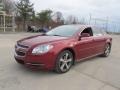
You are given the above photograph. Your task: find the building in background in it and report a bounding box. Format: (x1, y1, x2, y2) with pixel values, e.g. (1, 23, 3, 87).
(0, 0, 15, 32)
(0, 0, 4, 12)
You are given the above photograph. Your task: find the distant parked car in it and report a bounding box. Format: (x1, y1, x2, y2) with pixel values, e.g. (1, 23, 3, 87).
(27, 25, 39, 32)
(27, 25, 33, 32)
(38, 27, 49, 33)
(31, 26, 38, 32)
(14, 25, 112, 73)
(27, 26, 49, 33)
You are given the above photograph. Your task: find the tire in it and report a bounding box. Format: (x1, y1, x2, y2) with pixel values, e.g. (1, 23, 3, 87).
(55, 50, 73, 73)
(101, 44, 111, 57)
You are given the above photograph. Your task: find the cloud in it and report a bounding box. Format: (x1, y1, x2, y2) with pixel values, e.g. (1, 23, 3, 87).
(30, 0, 120, 20)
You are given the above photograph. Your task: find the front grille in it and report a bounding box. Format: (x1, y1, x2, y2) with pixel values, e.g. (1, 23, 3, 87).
(17, 43, 29, 48)
(15, 43, 29, 56)
(16, 51, 25, 56)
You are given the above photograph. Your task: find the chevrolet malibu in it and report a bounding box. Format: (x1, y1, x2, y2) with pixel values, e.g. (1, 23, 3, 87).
(14, 25, 112, 73)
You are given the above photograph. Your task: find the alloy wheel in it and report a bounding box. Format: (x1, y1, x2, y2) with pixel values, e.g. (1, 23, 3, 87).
(104, 44, 111, 57)
(59, 53, 73, 72)
(55, 50, 73, 73)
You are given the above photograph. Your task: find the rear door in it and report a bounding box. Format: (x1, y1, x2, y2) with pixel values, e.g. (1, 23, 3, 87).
(92, 27, 106, 54)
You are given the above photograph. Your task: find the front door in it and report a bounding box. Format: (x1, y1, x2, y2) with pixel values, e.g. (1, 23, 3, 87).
(74, 27, 95, 61)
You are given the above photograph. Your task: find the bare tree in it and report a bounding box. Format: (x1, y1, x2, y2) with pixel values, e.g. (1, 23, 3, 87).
(78, 17, 86, 24)
(53, 12, 64, 23)
(3, 0, 15, 14)
(65, 15, 79, 24)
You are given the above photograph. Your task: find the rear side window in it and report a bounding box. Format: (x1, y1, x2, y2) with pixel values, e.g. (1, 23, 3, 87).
(101, 29, 107, 35)
(92, 27, 103, 36)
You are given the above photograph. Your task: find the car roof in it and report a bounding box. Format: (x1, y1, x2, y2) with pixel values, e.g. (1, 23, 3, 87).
(61, 24, 94, 31)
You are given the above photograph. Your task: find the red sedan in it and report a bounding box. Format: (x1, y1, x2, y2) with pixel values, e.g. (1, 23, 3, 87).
(14, 25, 112, 73)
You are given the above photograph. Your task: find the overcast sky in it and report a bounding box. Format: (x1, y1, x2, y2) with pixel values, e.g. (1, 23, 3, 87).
(29, 0, 120, 20)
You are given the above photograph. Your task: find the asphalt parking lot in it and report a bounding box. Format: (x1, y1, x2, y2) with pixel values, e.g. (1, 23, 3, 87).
(0, 33, 120, 90)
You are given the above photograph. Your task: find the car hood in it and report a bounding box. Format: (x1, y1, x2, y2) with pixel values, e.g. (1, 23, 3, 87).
(18, 35, 69, 47)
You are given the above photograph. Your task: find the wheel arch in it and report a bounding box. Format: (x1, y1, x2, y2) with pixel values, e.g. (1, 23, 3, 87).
(106, 42, 111, 50)
(106, 39, 112, 48)
(58, 47, 76, 65)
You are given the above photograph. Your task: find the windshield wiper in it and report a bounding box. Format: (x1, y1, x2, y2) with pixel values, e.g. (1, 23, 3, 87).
(53, 34, 61, 36)
(45, 34, 62, 36)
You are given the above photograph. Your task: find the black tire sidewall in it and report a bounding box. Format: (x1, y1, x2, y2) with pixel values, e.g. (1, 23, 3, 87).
(55, 50, 73, 73)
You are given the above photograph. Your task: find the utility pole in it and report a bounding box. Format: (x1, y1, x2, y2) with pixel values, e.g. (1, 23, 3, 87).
(12, 12, 15, 32)
(106, 17, 109, 33)
(94, 19, 97, 25)
(3, 11, 5, 32)
(89, 14, 92, 25)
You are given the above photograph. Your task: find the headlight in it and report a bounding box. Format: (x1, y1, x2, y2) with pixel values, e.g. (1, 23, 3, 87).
(32, 44, 53, 55)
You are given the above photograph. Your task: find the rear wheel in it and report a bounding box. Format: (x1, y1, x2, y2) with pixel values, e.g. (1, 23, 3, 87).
(101, 44, 111, 57)
(55, 50, 73, 73)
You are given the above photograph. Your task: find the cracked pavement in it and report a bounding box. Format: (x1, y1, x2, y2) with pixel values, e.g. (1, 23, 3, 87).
(0, 33, 120, 90)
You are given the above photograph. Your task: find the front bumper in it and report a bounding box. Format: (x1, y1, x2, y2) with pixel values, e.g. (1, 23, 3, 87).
(14, 51, 56, 70)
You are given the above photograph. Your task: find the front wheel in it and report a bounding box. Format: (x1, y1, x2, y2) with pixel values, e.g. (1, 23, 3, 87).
(55, 50, 73, 73)
(101, 44, 111, 57)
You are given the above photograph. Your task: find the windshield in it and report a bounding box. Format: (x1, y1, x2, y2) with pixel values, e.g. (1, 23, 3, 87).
(46, 25, 79, 37)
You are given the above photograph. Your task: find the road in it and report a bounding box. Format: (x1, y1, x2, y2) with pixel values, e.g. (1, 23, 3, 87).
(0, 33, 120, 90)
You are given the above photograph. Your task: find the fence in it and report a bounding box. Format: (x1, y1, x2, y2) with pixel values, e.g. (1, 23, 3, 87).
(88, 15, 120, 33)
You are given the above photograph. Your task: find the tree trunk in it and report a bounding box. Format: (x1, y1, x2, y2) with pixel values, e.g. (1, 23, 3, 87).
(23, 18, 26, 31)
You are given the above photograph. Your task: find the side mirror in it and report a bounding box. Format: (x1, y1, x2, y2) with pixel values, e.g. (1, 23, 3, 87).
(78, 33, 90, 40)
(81, 33, 90, 37)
